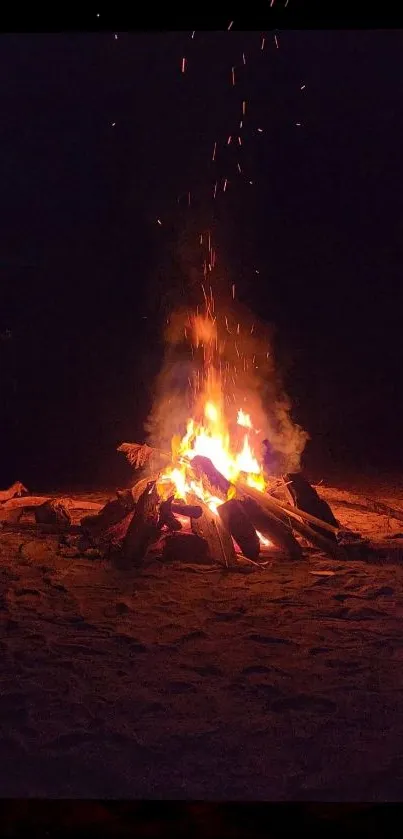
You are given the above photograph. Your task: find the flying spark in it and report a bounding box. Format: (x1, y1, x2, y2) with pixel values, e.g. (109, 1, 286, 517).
(181, 57, 186, 73)
(223, 178, 228, 192)
(227, 135, 232, 145)
(274, 34, 279, 49)
(212, 141, 217, 161)
(300, 84, 306, 90)
(261, 35, 266, 50)
(232, 67, 236, 86)
(242, 100, 246, 115)
(232, 284, 235, 299)
(228, 20, 234, 30)
(242, 52, 246, 65)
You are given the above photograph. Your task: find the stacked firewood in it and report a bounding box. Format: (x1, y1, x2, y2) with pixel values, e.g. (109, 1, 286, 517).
(76, 445, 352, 567)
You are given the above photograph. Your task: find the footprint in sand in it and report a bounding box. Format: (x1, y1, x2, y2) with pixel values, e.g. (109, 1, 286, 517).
(247, 633, 294, 646)
(14, 588, 41, 597)
(183, 664, 223, 677)
(241, 665, 273, 676)
(168, 680, 197, 694)
(271, 694, 337, 714)
(179, 630, 208, 643)
(212, 609, 246, 622)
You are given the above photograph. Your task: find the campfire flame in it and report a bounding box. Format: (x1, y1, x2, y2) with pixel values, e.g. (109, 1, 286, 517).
(158, 323, 267, 526)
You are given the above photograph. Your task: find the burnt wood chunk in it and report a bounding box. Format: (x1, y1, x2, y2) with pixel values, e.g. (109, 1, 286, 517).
(191, 500, 237, 567)
(158, 497, 182, 532)
(122, 481, 160, 564)
(285, 472, 339, 542)
(190, 456, 231, 496)
(81, 493, 135, 536)
(34, 500, 71, 530)
(240, 497, 303, 560)
(171, 502, 203, 519)
(218, 499, 260, 560)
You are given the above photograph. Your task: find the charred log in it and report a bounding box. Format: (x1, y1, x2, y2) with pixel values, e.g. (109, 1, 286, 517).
(171, 501, 203, 519)
(81, 492, 135, 537)
(122, 481, 160, 565)
(190, 456, 231, 497)
(240, 497, 303, 560)
(285, 472, 339, 542)
(218, 499, 260, 560)
(191, 500, 237, 567)
(158, 497, 182, 532)
(236, 480, 347, 561)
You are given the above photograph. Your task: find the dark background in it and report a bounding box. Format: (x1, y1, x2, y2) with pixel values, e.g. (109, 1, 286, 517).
(0, 30, 402, 490)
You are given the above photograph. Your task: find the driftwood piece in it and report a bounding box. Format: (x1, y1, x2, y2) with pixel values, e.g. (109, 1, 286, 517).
(191, 500, 237, 568)
(81, 493, 135, 536)
(285, 472, 339, 541)
(122, 481, 160, 565)
(99, 510, 136, 550)
(240, 498, 303, 561)
(0, 481, 29, 503)
(190, 456, 231, 497)
(0, 496, 71, 529)
(34, 500, 71, 530)
(236, 481, 347, 562)
(218, 499, 260, 560)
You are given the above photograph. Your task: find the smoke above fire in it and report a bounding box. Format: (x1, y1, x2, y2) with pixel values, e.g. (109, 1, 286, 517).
(145, 255, 309, 475)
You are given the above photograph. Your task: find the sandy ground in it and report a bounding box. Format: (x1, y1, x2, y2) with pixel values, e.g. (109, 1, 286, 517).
(1, 482, 403, 801)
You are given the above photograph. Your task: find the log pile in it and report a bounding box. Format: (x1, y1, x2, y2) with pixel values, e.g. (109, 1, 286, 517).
(72, 446, 352, 568)
(0, 456, 362, 569)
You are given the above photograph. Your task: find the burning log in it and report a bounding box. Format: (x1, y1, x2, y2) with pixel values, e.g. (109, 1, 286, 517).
(237, 481, 347, 562)
(240, 498, 303, 560)
(285, 472, 339, 541)
(122, 481, 160, 565)
(191, 499, 237, 568)
(171, 501, 203, 519)
(218, 499, 260, 560)
(190, 455, 231, 497)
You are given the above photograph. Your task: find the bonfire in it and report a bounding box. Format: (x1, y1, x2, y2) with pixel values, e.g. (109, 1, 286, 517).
(3, 301, 389, 569)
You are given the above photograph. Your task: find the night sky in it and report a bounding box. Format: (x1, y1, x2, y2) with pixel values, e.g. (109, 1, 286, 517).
(1, 29, 402, 489)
